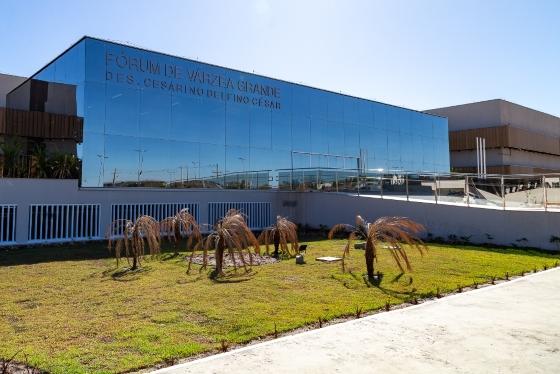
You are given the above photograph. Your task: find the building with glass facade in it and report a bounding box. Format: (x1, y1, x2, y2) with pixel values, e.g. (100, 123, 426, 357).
(7, 36, 449, 189)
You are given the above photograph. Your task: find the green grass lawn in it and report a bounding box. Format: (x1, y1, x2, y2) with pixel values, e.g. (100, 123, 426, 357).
(1, 238, 559, 374)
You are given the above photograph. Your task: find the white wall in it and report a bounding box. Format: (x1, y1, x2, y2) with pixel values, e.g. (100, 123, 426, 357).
(0, 179, 299, 245)
(0, 73, 26, 107)
(295, 192, 560, 251)
(1, 179, 559, 250)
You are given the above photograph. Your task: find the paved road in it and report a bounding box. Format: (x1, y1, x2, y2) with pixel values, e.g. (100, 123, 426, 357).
(152, 268, 560, 374)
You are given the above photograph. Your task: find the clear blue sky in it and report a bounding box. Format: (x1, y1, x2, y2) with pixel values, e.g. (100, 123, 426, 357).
(1, 0, 558, 116)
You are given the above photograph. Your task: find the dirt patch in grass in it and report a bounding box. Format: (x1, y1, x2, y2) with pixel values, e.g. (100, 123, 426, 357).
(0, 352, 42, 374)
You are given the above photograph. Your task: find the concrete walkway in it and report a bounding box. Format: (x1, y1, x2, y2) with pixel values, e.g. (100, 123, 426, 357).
(153, 269, 560, 374)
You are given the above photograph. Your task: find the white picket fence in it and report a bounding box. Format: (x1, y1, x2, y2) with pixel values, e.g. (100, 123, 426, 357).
(0, 205, 17, 245)
(0, 201, 272, 245)
(28, 204, 100, 243)
(208, 202, 271, 229)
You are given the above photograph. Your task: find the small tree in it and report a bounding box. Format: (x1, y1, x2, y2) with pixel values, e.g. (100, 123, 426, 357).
(328, 215, 426, 279)
(30, 144, 49, 178)
(0, 138, 23, 177)
(49, 152, 79, 179)
(160, 208, 203, 272)
(107, 215, 161, 270)
(197, 209, 260, 277)
(258, 216, 299, 258)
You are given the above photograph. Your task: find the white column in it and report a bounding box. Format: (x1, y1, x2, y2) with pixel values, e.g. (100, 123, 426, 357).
(476, 137, 480, 177)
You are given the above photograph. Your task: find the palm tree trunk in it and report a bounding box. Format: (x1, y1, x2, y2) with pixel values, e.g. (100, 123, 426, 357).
(365, 243, 375, 279)
(273, 231, 281, 258)
(215, 239, 225, 275)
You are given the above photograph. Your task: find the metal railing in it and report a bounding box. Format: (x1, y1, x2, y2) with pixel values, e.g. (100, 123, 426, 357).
(277, 168, 560, 211)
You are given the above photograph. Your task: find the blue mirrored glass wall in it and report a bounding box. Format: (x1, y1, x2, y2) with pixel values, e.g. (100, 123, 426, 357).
(7, 37, 450, 188)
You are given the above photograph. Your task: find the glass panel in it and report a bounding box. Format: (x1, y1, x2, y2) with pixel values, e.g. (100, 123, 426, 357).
(309, 91, 328, 119)
(545, 176, 560, 210)
(468, 177, 504, 208)
(327, 94, 344, 122)
(310, 118, 328, 154)
(165, 140, 200, 188)
(406, 174, 436, 202)
(84, 81, 106, 134)
(344, 124, 360, 156)
(504, 176, 544, 209)
(138, 137, 170, 187)
(271, 112, 291, 151)
(80, 132, 105, 187)
(105, 83, 139, 136)
(199, 143, 225, 188)
(436, 174, 468, 204)
(292, 115, 311, 151)
(104, 134, 140, 187)
(250, 107, 272, 149)
(139, 89, 171, 139)
(170, 94, 201, 142)
(226, 102, 250, 147)
(387, 131, 401, 163)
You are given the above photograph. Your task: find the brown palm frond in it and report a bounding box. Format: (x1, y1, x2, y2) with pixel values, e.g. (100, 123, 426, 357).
(258, 216, 299, 258)
(341, 231, 356, 273)
(327, 223, 355, 240)
(160, 208, 203, 273)
(201, 209, 260, 277)
(328, 215, 426, 279)
(106, 215, 161, 270)
(161, 208, 203, 248)
(367, 216, 426, 274)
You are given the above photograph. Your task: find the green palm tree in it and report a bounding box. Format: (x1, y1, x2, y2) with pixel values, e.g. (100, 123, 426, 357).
(49, 152, 79, 179)
(0, 138, 23, 177)
(30, 144, 49, 178)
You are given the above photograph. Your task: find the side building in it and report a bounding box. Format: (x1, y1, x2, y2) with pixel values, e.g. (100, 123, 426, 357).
(427, 99, 560, 174)
(6, 36, 450, 188)
(0, 73, 83, 178)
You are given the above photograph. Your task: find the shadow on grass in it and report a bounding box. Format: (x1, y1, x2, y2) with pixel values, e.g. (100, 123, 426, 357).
(0, 241, 111, 266)
(0, 240, 190, 267)
(160, 252, 186, 261)
(390, 273, 404, 283)
(333, 270, 424, 300)
(372, 283, 425, 300)
(210, 269, 256, 284)
(2, 234, 558, 268)
(101, 266, 153, 281)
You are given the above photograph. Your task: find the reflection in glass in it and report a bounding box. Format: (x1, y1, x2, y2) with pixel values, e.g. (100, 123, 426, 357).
(6, 37, 450, 189)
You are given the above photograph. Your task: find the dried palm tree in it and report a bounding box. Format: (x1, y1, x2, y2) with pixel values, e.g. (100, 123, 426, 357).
(107, 215, 161, 270)
(258, 216, 299, 258)
(328, 215, 426, 279)
(160, 208, 203, 271)
(196, 209, 260, 277)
